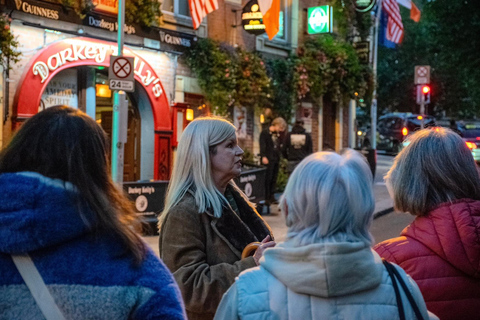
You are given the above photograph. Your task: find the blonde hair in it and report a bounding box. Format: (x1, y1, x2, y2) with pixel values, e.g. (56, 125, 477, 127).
(159, 116, 247, 227)
(385, 127, 480, 216)
(280, 149, 375, 246)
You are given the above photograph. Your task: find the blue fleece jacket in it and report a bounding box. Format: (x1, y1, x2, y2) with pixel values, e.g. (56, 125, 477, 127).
(0, 172, 186, 320)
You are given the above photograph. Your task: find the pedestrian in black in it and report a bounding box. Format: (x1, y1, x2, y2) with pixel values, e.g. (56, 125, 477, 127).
(283, 120, 313, 175)
(259, 117, 287, 207)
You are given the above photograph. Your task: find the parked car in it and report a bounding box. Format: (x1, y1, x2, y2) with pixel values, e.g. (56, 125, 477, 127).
(437, 119, 480, 163)
(362, 113, 436, 154)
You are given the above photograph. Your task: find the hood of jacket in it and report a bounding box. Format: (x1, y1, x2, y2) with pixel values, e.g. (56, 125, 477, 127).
(0, 172, 93, 254)
(291, 125, 306, 134)
(259, 240, 383, 298)
(402, 198, 480, 278)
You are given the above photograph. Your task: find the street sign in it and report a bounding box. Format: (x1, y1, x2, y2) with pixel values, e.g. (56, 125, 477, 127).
(414, 65, 430, 85)
(109, 55, 135, 92)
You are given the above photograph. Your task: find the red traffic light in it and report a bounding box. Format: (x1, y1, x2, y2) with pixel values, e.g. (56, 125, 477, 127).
(422, 85, 430, 94)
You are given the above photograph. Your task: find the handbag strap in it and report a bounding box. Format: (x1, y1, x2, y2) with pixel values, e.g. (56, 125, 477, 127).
(383, 259, 406, 320)
(11, 254, 66, 320)
(383, 259, 425, 320)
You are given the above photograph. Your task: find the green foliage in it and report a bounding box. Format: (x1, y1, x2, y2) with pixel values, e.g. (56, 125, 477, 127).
(295, 35, 371, 103)
(0, 14, 21, 71)
(331, 0, 373, 40)
(125, 0, 161, 27)
(265, 56, 296, 122)
(185, 38, 272, 116)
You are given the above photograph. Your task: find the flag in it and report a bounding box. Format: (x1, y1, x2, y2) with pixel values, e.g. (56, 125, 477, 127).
(189, 0, 219, 29)
(379, 9, 396, 48)
(258, 0, 280, 40)
(383, 0, 404, 44)
(396, 0, 421, 22)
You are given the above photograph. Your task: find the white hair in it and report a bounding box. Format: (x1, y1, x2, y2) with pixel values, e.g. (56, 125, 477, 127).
(279, 149, 375, 246)
(159, 116, 247, 227)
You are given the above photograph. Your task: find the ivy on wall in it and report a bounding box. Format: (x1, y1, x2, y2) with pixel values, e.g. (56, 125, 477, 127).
(185, 38, 272, 116)
(0, 14, 21, 71)
(295, 35, 372, 103)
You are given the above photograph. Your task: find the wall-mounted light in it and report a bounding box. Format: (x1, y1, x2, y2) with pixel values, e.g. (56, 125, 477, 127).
(186, 108, 194, 121)
(260, 114, 265, 124)
(96, 84, 112, 98)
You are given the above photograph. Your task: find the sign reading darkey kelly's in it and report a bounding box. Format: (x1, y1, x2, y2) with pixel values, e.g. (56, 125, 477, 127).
(14, 37, 171, 131)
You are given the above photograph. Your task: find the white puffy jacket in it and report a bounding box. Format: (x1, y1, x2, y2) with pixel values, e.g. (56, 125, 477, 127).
(214, 241, 438, 320)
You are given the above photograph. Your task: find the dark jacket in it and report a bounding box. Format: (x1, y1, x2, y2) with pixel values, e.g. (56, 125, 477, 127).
(0, 172, 186, 320)
(259, 128, 282, 163)
(283, 125, 313, 162)
(374, 199, 480, 320)
(159, 186, 274, 320)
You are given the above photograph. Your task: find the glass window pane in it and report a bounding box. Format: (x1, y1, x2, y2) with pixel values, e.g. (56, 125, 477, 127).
(178, 0, 191, 17)
(275, 11, 284, 39)
(161, 0, 174, 12)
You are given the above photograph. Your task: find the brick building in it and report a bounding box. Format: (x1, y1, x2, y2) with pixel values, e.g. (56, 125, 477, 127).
(0, 0, 355, 182)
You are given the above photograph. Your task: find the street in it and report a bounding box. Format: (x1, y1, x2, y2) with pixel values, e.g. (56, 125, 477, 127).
(143, 154, 415, 256)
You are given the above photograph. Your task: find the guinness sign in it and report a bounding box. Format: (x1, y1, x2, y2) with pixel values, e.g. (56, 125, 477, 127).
(242, 0, 266, 36)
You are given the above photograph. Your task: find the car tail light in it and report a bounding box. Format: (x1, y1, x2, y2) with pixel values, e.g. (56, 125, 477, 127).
(466, 141, 477, 149)
(402, 127, 408, 136)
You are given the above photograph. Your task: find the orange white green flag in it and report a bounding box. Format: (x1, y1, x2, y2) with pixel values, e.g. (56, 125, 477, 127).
(257, 0, 280, 40)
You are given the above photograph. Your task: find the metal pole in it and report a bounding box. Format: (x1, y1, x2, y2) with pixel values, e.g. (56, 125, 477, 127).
(111, 0, 126, 184)
(371, 0, 382, 150)
(420, 92, 425, 129)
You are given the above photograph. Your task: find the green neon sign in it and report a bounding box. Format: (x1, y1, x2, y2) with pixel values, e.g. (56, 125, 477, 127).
(307, 5, 332, 34)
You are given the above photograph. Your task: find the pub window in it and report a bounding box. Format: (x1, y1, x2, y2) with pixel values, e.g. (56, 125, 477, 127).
(161, 0, 191, 17)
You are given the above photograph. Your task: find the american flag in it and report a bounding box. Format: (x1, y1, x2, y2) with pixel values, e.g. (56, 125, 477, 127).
(383, 0, 404, 44)
(189, 0, 219, 29)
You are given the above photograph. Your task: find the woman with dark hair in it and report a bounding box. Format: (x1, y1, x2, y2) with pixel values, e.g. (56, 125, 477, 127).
(374, 127, 480, 320)
(0, 106, 186, 319)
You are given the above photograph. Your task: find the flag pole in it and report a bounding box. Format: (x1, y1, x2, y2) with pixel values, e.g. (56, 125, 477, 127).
(370, 0, 382, 150)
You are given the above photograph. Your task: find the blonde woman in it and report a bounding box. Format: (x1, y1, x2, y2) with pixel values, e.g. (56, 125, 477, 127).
(159, 116, 275, 320)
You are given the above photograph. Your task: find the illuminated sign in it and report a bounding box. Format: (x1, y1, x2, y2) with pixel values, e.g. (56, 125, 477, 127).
(242, 0, 266, 36)
(307, 6, 333, 34)
(354, 0, 376, 13)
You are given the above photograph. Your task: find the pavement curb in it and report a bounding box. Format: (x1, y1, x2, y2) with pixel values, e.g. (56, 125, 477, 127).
(373, 207, 394, 220)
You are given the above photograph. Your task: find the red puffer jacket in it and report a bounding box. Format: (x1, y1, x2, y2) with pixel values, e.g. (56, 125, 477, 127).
(374, 199, 480, 320)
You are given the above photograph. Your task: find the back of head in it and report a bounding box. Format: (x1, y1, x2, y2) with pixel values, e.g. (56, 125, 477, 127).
(0, 105, 145, 262)
(386, 127, 480, 216)
(0, 106, 109, 187)
(272, 117, 287, 132)
(280, 149, 375, 246)
(162, 116, 238, 219)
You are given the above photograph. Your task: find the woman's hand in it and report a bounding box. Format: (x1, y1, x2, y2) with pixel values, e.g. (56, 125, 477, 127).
(253, 235, 276, 265)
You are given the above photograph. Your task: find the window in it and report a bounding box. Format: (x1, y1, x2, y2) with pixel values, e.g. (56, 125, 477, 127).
(161, 0, 191, 17)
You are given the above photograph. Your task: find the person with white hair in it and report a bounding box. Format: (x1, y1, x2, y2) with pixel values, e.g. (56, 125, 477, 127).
(374, 127, 480, 320)
(159, 116, 275, 320)
(214, 149, 437, 320)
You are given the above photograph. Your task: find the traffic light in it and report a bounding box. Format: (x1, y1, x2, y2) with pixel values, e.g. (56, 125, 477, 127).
(422, 85, 431, 104)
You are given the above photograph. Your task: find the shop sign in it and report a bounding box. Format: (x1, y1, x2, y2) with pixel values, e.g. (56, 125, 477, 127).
(354, 0, 376, 13)
(9, 0, 62, 20)
(31, 39, 163, 98)
(307, 5, 333, 34)
(242, 0, 266, 36)
(158, 28, 197, 53)
(40, 69, 78, 111)
(86, 13, 136, 35)
(92, 0, 118, 15)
